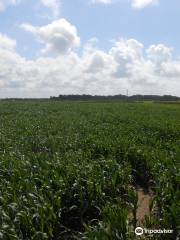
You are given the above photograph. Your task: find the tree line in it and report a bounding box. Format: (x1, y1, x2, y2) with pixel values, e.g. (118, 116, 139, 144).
(50, 94, 180, 102)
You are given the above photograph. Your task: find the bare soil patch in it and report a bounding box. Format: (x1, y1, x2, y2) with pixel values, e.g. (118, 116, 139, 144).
(136, 187, 153, 224)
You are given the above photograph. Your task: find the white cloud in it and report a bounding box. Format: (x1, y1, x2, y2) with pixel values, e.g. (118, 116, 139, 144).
(0, 35, 26, 89)
(20, 19, 80, 55)
(110, 39, 143, 63)
(91, 0, 159, 8)
(147, 44, 172, 64)
(160, 61, 180, 79)
(0, 33, 17, 50)
(0, 0, 61, 17)
(40, 0, 61, 18)
(109, 39, 143, 78)
(0, 30, 180, 98)
(131, 0, 158, 9)
(85, 51, 111, 73)
(0, 0, 159, 13)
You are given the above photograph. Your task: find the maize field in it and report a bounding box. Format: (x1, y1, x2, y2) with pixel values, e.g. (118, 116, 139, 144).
(0, 101, 179, 239)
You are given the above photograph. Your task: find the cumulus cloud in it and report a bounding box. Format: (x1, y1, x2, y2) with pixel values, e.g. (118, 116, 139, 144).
(0, 34, 26, 89)
(84, 50, 113, 73)
(109, 39, 143, 78)
(0, 30, 180, 98)
(0, 33, 17, 50)
(20, 19, 80, 55)
(147, 44, 172, 64)
(110, 39, 143, 63)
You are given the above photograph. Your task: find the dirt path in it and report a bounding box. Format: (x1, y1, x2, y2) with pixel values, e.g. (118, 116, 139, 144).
(136, 187, 153, 224)
(128, 186, 154, 226)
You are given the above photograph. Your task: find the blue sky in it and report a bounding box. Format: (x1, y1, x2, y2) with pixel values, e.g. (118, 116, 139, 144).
(0, 0, 180, 97)
(1, 0, 180, 58)
(62, 0, 180, 52)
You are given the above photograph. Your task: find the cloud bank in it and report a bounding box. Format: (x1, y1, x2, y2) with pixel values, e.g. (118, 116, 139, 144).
(0, 18, 179, 98)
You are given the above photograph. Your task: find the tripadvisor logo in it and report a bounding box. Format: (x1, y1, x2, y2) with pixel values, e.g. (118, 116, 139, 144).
(135, 227, 173, 236)
(135, 227, 143, 236)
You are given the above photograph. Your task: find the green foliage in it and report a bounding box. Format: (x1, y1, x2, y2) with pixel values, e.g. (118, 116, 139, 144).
(84, 204, 131, 240)
(0, 101, 179, 239)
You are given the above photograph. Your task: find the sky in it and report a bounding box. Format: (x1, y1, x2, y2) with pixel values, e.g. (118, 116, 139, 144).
(0, 0, 180, 97)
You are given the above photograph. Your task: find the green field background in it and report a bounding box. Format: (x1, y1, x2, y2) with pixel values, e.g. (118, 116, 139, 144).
(0, 101, 179, 239)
